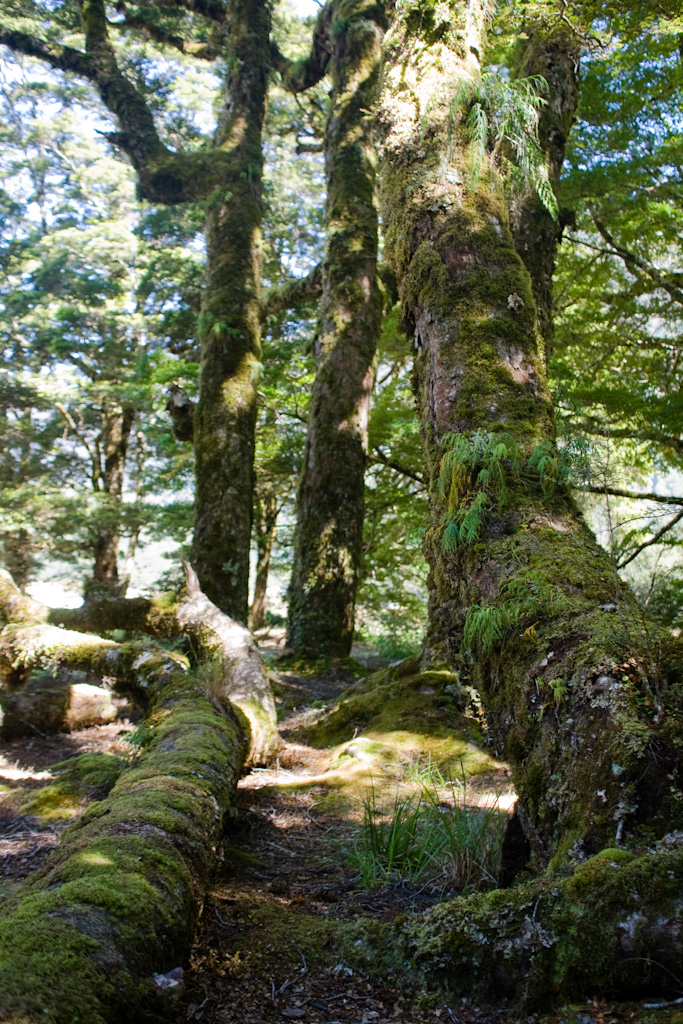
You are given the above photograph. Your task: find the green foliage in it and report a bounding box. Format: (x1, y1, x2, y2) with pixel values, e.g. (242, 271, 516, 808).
(438, 431, 519, 550)
(452, 71, 558, 216)
(464, 570, 570, 655)
(347, 770, 503, 892)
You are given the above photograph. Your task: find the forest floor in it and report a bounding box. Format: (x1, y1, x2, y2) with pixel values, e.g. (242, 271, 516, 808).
(0, 647, 680, 1024)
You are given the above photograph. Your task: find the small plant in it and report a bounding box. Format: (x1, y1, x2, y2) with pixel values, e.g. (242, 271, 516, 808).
(347, 767, 504, 893)
(196, 657, 226, 708)
(439, 430, 520, 551)
(347, 786, 442, 889)
(450, 72, 558, 217)
(463, 570, 571, 655)
(121, 720, 153, 760)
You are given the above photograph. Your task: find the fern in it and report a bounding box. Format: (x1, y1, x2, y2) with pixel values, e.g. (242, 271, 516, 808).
(450, 71, 558, 218)
(439, 431, 520, 552)
(463, 604, 505, 655)
(464, 570, 571, 655)
(527, 440, 589, 497)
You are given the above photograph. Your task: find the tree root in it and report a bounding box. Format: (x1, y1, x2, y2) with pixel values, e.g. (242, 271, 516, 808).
(358, 844, 683, 1008)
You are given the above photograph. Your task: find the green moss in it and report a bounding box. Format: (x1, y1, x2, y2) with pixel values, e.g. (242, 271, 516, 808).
(0, 672, 246, 1023)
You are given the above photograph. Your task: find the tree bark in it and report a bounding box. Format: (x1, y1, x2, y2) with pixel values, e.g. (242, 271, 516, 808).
(509, 23, 580, 364)
(286, 0, 386, 658)
(189, 0, 272, 621)
(363, 843, 683, 1007)
(379, 0, 683, 867)
(249, 485, 278, 631)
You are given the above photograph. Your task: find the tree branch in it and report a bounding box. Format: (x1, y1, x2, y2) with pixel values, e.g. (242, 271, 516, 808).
(582, 485, 683, 505)
(260, 263, 323, 320)
(0, 11, 231, 203)
(155, 0, 228, 22)
(571, 417, 683, 455)
(370, 447, 425, 487)
(617, 507, 683, 569)
(270, 1, 334, 93)
(112, 10, 224, 59)
(589, 206, 683, 307)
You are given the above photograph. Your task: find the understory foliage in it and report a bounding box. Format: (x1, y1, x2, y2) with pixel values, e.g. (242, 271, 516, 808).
(347, 770, 504, 892)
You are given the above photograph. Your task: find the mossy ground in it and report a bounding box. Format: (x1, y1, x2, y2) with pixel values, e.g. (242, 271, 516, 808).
(1, 658, 680, 1024)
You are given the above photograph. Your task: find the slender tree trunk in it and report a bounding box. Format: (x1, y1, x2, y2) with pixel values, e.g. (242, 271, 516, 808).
(249, 485, 277, 631)
(286, 0, 385, 658)
(190, 0, 271, 622)
(379, 0, 683, 867)
(88, 400, 135, 596)
(509, 23, 579, 363)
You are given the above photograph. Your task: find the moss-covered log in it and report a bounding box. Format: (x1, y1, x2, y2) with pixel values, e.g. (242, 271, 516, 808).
(361, 844, 683, 1007)
(286, 0, 386, 658)
(177, 564, 280, 764)
(0, 651, 246, 1024)
(0, 567, 279, 765)
(378, 0, 683, 867)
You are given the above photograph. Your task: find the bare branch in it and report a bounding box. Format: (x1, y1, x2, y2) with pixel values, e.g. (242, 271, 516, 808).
(370, 447, 425, 487)
(617, 508, 683, 569)
(582, 485, 683, 506)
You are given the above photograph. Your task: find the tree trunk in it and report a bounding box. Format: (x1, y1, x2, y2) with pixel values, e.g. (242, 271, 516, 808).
(88, 400, 135, 598)
(509, 23, 579, 364)
(286, 0, 385, 658)
(189, 0, 271, 622)
(249, 485, 277, 631)
(379, 0, 683, 867)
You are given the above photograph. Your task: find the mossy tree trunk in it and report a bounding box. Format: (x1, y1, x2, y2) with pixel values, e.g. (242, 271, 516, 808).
(285, 0, 386, 658)
(365, 843, 683, 1007)
(188, 0, 271, 621)
(509, 22, 579, 364)
(89, 399, 135, 598)
(379, 0, 683, 867)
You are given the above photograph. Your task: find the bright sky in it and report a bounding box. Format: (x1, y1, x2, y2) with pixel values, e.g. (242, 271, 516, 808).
(292, 0, 321, 16)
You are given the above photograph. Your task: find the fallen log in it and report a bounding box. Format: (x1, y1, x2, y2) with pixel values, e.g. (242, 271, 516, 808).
(0, 567, 278, 1019)
(0, 641, 246, 1023)
(0, 566, 280, 764)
